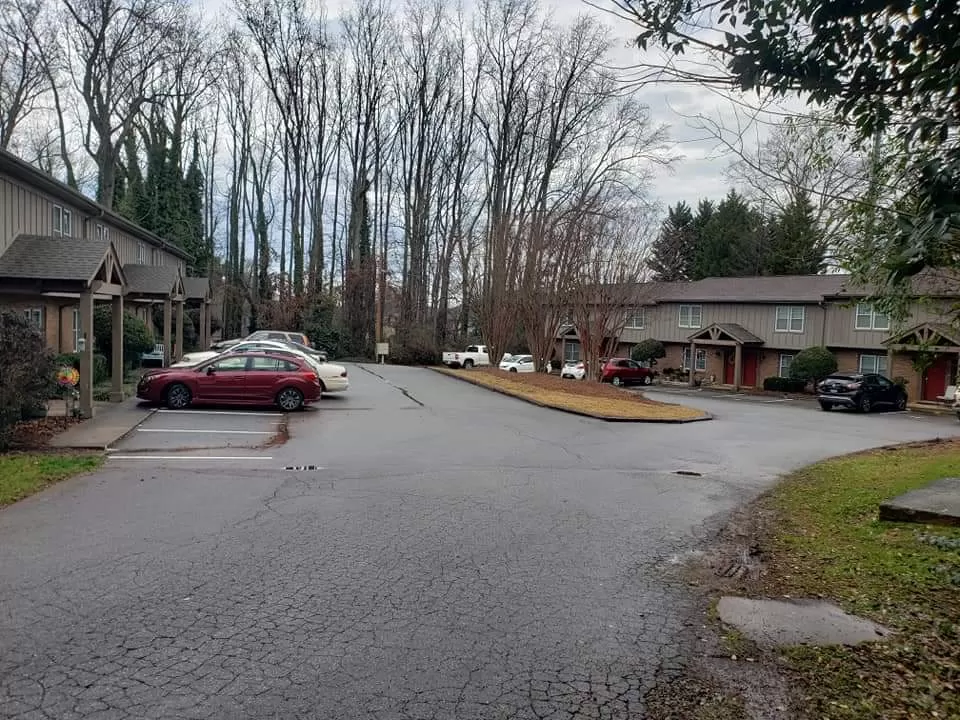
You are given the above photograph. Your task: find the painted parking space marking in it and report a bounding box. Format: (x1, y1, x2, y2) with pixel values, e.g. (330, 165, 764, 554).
(137, 428, 275, 435)
(156, 409, 283, 418)
(107, 455, 274, 461)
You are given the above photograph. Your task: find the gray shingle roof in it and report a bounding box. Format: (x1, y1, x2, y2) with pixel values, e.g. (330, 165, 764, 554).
(654, 274, 852, 303)
(0, 234, 111, 281)
(123, 264, 181, 296)
(183, 276, 209, 300)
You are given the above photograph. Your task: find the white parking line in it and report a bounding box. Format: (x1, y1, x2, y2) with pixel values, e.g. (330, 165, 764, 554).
(108, 455, 274, 461)
(156, 409, 283, 417)
(137, 428, 274, 434)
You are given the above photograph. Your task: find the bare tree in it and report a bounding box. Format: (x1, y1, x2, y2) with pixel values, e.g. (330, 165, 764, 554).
(0, 0, 48, 150)
(62, 0, 186, 207)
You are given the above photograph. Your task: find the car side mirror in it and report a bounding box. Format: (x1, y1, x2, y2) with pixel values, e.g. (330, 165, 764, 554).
(206, 366, 215, 375)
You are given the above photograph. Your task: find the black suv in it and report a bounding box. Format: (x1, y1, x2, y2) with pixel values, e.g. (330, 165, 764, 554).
(817, 373, 907, 413)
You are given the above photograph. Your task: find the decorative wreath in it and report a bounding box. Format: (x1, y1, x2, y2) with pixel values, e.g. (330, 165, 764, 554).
(56, 366, 80, 387)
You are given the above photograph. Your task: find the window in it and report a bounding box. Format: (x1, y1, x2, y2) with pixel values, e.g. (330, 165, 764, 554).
(249, 356, 298, 372)
(858, 354, 888, 375)
(855, 304, 890, 331)
(775, 306, 805, 333)
(72, 307, 81, 352)
(53, 206, 72, 237)
(136, 242, 146, 264)
(625, 308, 645, 329)
(563, 342, 580, 362)
(682, 347, 707, 371)
(153, 248, 162, 265)
(22, 307, 43, 331)
(678, 304, 702, 329)
(212, 356, 248, 372)
(95, 224, 109, 242)
(778, 353, 794, 377)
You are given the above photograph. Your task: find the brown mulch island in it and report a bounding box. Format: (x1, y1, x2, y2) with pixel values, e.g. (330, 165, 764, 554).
(8, 416, 82, 451)
(438, 368, 708, 421)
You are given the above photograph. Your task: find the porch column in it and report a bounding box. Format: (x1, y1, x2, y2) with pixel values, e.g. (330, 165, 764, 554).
(204, 300, 212, 347)
(78, 290, 95, 419)
(200, 301, 209, 349)
(175, 300, 185, 361)
(163, 298, 172, 367)
(110, 295, 124, 402)
(733, 344, 743, 391)
(688, 341, 697, 387)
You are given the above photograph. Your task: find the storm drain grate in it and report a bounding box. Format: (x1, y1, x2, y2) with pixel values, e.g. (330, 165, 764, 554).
(283, 465, 320, 471)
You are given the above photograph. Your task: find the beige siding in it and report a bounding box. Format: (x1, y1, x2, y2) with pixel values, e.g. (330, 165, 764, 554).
(645, 301, 828, 349)
(822, 300, 952, 349)
(0, 172, 86, 254)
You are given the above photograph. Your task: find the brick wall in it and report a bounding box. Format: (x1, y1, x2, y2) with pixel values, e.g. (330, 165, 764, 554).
(890, 352, 921, 400)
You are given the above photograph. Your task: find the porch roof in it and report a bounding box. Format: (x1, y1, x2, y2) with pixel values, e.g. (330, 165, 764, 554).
(688, 322, 764, 345)
(183, 276, 210, 301)
(0, 235, 125, 294)
(123, 264, 184, 299)
(883, 322, 960, 349)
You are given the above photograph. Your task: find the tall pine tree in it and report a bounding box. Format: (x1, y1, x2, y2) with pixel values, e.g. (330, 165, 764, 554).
(648, 202, 696, 281)
(694, 191, 765, 278)
(763, 191, 826, 275)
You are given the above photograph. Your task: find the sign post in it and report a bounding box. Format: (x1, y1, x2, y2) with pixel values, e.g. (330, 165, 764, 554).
(376, 342, 389, 365)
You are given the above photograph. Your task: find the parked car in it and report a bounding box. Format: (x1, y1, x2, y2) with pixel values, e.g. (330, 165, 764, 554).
(817, 373, 907, 412)
(171, 340, 349, 394)
(210, 330, 313, 352)
(442, 345, 490, 368)
(137, 352, 324, 411)
(600, 358, 655, 387)
(560, 360, 586, 380)
(176, 339, 327, 367)
(499, 354, 535, 373)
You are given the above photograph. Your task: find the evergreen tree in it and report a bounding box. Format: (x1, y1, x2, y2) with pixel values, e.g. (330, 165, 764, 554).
(648, 202, 696, 281)
(694, 191, 765, 278)
(763, 191, 826, 275)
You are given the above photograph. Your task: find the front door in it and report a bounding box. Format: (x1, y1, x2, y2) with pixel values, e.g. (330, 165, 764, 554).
(742, 350, 758, 388)
(922, 354, 953, 401)
(724, 350, 735, 385)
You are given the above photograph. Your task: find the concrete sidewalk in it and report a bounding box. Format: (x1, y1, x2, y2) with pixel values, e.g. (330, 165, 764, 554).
(49, 399, 156, 450)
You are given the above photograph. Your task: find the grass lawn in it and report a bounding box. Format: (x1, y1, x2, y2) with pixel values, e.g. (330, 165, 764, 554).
(0, 454, 103, 507)
(438, 367, 707, 421)
(757, 440, 960, 719)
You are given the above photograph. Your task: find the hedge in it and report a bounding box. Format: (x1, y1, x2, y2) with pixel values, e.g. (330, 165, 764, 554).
(763, 376, 808, 393)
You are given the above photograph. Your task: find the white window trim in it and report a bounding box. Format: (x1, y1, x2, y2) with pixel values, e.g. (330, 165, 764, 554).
(625, 308, 645, 329)
(678, 304, 702, 329)
(858, 353, 888, 375)
(96, 224, 109, 242)
(72, 307, 81, 352)
(775, 305, 805, 333)
(23, 307, 44, 331)
(682, 347, 707, 371)
(53, 205, 72, 238)
(137, 242, 146, 264)
(778, 353, 794, 377)
(854, 303, 890, 331)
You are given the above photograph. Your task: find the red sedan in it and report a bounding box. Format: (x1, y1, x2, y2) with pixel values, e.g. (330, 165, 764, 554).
(137, 352, 323, 411)
(600, 358, 655, 387)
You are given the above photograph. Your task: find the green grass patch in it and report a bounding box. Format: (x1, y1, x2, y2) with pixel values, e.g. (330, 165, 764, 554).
(760, 441, 960, 719)
(0, 454, 103, 506)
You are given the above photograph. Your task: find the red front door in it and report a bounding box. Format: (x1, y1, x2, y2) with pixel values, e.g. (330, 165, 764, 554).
(724, 350, 735, 385)
(742, 350, 758, 388)
(922, 354, 953, 401)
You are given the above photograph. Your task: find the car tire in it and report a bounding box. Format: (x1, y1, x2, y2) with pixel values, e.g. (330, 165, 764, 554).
(895, 393, 907, 411)
(859, 395, 872, 413)
(509, 367, 518, 373)
(612, 376, 623, 387)
(819, 401, 832, 411)
(463, 359, 474, 369)
(642, 375, 653, 385)
(276, 387, 304, 411)
(164, 383, 192, 410)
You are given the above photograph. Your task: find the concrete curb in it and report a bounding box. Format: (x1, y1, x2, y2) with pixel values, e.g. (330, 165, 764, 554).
(58, 407, 158, 452)
(431, 368, 712, 424)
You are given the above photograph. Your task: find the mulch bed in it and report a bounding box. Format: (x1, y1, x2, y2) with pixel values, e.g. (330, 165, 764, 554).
(475, 368, 660, 403)
(8, 417, 82, 451)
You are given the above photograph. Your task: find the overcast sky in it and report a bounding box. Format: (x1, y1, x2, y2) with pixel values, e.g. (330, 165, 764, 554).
(195, 0, 776, 213)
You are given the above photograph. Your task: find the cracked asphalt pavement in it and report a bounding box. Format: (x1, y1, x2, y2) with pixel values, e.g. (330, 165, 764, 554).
(1, 366, 957, 719)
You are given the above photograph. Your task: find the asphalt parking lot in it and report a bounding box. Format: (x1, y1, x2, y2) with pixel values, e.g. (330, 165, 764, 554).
(107, 407, 287, 461)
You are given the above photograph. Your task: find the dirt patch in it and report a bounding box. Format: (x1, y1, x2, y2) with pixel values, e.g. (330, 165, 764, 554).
(438, 368, 708, 421)
(8, 416, 83, 451)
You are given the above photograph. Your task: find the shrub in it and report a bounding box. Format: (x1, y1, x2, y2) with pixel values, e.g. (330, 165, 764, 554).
(54, 352, 108, 385)
(789, 346, 838, 387)
(390, 327, 440, 366)
(0, 312, 54, 449)
(763, 376, 808, 393)
(93, 307, 155, 368)
(631, 339, 666, 364)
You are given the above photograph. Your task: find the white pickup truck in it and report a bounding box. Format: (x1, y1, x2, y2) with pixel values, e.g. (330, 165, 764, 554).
(442, 345, 490, 369)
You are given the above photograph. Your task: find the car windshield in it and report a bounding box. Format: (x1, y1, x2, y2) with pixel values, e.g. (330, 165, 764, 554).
(516, 356, 533, 363)
(501, 355, 514, 362)
(825, 374, 861, 382)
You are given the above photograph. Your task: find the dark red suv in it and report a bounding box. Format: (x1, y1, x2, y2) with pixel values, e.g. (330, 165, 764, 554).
(601, 358, 655, 387)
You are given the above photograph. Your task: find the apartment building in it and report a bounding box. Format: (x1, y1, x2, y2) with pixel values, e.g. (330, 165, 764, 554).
(558, 273, 960, 403)
(0, 149, 211, 416)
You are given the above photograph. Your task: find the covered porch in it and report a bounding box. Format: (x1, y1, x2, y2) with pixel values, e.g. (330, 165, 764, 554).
(687, 323, 764, 389)
(0, 235, 128, 418)
(123, 264, 187, 367)
(884, 322, 960, 402)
